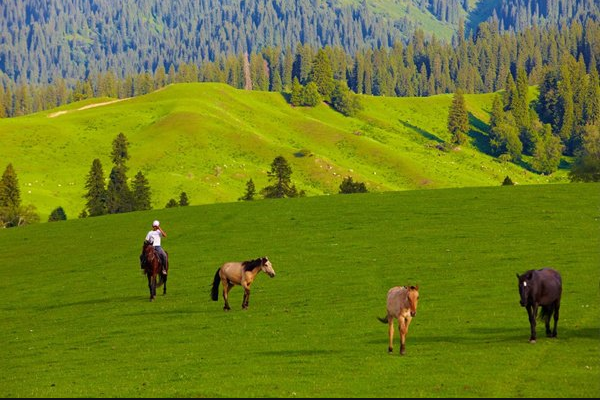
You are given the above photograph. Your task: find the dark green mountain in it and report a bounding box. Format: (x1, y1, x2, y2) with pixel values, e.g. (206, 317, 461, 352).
(1, 0, 597, 85)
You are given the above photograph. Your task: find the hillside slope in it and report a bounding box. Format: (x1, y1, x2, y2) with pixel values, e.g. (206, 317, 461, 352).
(0, 83, 568, 219)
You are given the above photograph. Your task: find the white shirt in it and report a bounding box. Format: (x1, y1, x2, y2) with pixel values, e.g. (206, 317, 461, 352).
(145, 229, 163, 247)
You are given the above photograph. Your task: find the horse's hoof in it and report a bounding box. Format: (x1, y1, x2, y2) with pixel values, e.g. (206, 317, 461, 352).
(529, 339, 536, 344)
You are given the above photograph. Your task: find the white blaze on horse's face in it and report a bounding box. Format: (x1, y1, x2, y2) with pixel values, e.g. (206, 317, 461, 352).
(261, 258, 276, 277)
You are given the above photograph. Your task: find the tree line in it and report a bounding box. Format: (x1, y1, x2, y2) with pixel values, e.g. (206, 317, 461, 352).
(81, 132, 190, 218)
(1, 17, 599, 117)
(238, 155, 368, 201)
(1, 0, 596, 88)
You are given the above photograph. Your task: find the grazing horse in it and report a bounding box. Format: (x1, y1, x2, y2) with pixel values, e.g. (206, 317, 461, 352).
(516, 267, 562, 343)
(378, 285, 420, 355)
(141, 240, 168, 301)
(211, 257, 275, 310)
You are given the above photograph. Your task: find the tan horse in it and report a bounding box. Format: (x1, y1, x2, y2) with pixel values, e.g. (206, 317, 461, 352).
(378, 285, 420, 355)
(210, 257, 275, 310)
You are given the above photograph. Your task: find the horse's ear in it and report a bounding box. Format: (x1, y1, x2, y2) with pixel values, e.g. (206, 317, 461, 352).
(516, 273, 520, 279)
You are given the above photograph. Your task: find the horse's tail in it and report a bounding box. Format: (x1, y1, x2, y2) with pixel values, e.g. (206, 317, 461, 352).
(377, 316, 389, 324)
(210, 268, 221, 301)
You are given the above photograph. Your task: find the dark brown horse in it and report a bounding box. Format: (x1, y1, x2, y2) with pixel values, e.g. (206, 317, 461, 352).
(210, 257, 275, 310)
(378, 285, 420, 355)
(141, 240, 168, 301)
(516, 267, 562, 343)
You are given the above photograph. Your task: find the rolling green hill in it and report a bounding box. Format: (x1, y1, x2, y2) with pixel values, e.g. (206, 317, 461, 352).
(0, 82, 568, 220)
(1, 183, 598, 397)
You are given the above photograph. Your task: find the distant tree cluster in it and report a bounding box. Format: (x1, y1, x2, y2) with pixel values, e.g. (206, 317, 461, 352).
(339, 177, 368, 194)
(0, 163, 39, 228)
(81, 133, 152, 217)
(239, 156, 305, 201)
(166, 192, 190, 208)
(484, 60, 599, 178)
(239, 157, 370, 200)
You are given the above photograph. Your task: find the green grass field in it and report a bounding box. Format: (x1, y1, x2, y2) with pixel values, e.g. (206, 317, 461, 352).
(0, 83, 569, 221)
(2, 183, 598, 397)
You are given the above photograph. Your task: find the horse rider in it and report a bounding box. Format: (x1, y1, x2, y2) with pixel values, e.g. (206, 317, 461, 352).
(141, 220, 168, 274)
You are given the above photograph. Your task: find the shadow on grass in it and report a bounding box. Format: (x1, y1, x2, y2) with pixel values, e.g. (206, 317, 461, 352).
(369, 325, 600, 345)
(37, 295, 144, 311)
(257, 349, 343, 356)
(468, 112, 491, 154)
(399, 120, 444, 143)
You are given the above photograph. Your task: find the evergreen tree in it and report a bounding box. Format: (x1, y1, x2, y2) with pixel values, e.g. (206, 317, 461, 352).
(308, 48, 335, 102)
(0, 84, 6, 118)
(179, 191, 189, 206)
(239, 179, 256, 201)
(532, 124, 563, 175)
(331, 80, 362, 117)
(83, 158, 107, 217)
(502, 176, 514, 186)
(447, 90, 469, 145)
(301, 82, 321, 107)
(0, 163, 38, 227)
(536, 69, 561, 130)
(569, 124, 600, 182)
(154, 65, 167, 89)
(106, 165, 132, 214)
(290, 77, 303, 106)
(111, 132, 130, 168)
(131, 171, 152, 211)
(165, 198, 178, 208)
(339, 176, 368, 193)
(583, 63, 600, 126)
(513, 67, 530, 130)
(0, 163, 21, 227)
(0, 163, 20, 210)
(261, 156, 302, 199)
(558, 64, 575, 154)
(48, 206, 67, 222)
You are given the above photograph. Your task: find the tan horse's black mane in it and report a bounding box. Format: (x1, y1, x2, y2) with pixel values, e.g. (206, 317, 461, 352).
(242, 257, 265, 271)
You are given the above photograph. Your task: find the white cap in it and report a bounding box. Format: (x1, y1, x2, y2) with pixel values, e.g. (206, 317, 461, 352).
(152, 220, 160, 227)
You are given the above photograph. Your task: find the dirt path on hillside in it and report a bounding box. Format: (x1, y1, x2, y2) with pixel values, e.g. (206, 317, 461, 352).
(48, 98, 129, 118)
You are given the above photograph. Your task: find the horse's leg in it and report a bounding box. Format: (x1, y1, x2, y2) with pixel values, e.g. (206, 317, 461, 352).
(551, 301, 560, 338)
(242, 282, 251, 310)
(222, 282, 231, 311)
(399, 317, 409, 355)
(152, 275, 157, 300)
(544, 306, 553, 337)
(387, 317, 394, 354)
(147, 274, 153, 301)
(527, 304, 537, 343)
(163, 274, 167, 295)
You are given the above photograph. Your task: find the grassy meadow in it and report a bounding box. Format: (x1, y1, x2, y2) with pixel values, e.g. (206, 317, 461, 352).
(0, 83, 568, 221)
(2, 183, 598, 398)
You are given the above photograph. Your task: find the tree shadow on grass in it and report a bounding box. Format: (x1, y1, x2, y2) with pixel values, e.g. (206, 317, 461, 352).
(468, 112, 491, 155)
(399, 120, 444, 143)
